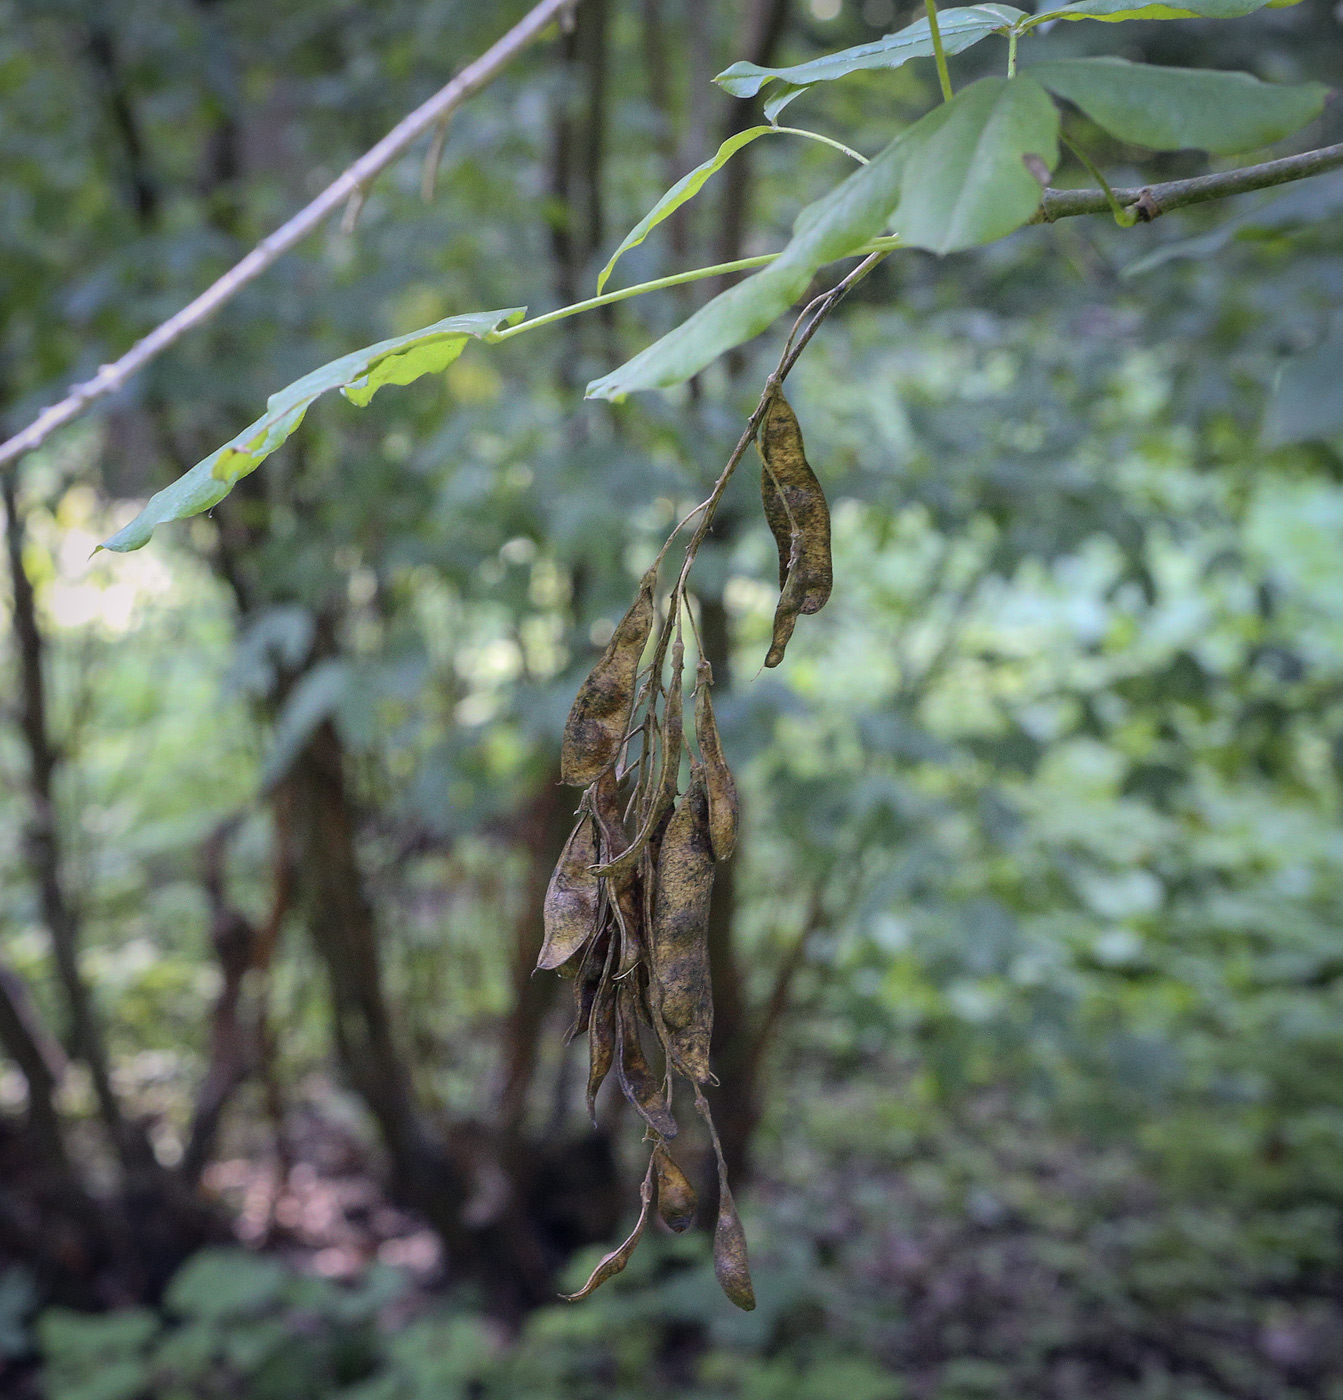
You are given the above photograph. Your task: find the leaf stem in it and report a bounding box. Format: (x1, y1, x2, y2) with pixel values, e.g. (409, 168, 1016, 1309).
(1061, 134, 1137, 228)
(925, 0, 954, 103)
(1007, 29, 1018, 78)
(771, 126, 869, 166)
(493, 237, 902, 343)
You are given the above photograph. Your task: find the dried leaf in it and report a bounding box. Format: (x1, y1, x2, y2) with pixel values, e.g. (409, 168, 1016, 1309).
(538, 811, 601, 970)
(561, 1158, 655, 1301)
(561, 568, 657, 786)
(650, 771, 715, 1083)
(693, 662, 738, 863)
(653, 1145, 697, 1233)
(615, 980, 678, 1138)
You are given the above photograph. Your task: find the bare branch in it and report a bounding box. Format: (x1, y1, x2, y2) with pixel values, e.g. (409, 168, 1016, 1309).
(0, 0, 582, 471)
(1036, 141, 1343, 224)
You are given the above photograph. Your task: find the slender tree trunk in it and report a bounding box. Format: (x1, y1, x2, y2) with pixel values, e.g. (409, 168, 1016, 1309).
(2, 472, 146, 1170)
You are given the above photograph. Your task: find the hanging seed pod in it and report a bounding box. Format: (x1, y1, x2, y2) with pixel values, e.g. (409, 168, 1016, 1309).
(565, 914, 611, 1043)
(594, 637, 684, 880)
(713, 1180, 757, 1312)
(653, 1145, 697, 1233)
(757, 392, 832, 613)
(650, 772, 715, 1083)
(695, 1086, 756, 1312)
(764, 537, 808, 669)
(590, 770, 647, 977)
(561, 1157, 655, 1301)
(585, 959, 617, 1125)
(615, 980, 678, 1139)
(537, 810, 601, 971)
(561, 567, 657, 786)
(693, 662, 738, 863)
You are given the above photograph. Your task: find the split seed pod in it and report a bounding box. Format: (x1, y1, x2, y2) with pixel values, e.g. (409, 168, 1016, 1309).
(561, 1159, 655, 1302)
(594, 636, 684, 880)
(713, 1179, 757, 1312)
(561, 567, 657, 786)
(566, 916, 611, 1043)
(615, 980, 678, 1139)
(757, 392, 832, 613)
(653, 1145, 697, 1233)
(585, 961, 617, 1126)
(693, 662, 738, 863)
(537, 811, 600, 971)
(650, 772, 715, 1083)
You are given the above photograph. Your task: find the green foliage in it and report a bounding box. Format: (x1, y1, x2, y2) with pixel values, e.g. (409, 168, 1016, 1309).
(598, 128, 774, 293)
(1026, 57, 1326, 153)
(713, 6, 1026, 113)
(101, 309, 524, 553)
(37, 1251, 406, 1400)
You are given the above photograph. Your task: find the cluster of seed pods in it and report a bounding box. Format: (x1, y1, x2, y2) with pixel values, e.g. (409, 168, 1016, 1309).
(538, 391, 830, 1309)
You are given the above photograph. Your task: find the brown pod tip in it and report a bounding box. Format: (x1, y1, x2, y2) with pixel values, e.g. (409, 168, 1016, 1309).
(653, 1146, 697, 1234)
(561, 1161, 654, 1301)
(713, 1184, 757, 1312)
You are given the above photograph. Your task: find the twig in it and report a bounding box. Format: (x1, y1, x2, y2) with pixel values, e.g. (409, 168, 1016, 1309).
(1034, 141, 1343, 224)
(0, 0, 584, 471)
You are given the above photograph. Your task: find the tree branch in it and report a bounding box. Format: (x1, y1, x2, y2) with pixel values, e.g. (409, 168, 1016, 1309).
(0, 0, 583, 471)
(1035, 141, 1343, 224)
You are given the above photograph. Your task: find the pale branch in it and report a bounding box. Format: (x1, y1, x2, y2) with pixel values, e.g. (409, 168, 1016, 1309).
(1036, 141, 1343, 224)
(0, 0, 583, 472)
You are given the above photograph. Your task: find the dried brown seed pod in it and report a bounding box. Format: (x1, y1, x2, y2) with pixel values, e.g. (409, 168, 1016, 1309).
(561, 1157, 655, 1301)
(653, 1145, 697, 1233)
(694, 1086, 756, 1312)
(561, 567, 657, 787)
(693, 661, 738, 863)
(593, 636, 685, 880)
(757, 392, 832, 614)
(650, 771, 715, 1083)
(764, 536, 808, 669)
(537, 811, 600, 971)
(713, 1179, 757, 1312)
(565, 914, 611, 1043)
(585, 959, 616, 1126)
(615, 979, 678, 1139)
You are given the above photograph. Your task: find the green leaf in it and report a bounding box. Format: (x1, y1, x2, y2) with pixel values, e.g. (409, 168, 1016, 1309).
(886, 74, 1059, 254)
(715, 6, 1026, 106)
(1027, 0, 1273, 26)
(586, 77, 1057, 400)
(165, 1248, 288, 1321)
(597, 127, 774, 293)
(1027, 58, 1327, 154)
(100, 307, 525, 553)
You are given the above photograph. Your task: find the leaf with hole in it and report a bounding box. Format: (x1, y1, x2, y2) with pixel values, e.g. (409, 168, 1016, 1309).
(1027, 58, 1327, 154)
(100, 309, 525, 553)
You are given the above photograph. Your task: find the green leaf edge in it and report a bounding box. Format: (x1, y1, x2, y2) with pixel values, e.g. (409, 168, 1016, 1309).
(714, 5, 1027, 102)
(99, 307, 525, 554)
(1024, 56, 1328, 155)
(597, 127, 775, 294)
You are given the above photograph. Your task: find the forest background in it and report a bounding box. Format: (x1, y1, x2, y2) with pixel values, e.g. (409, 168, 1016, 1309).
(3, 0, 1343, 1396)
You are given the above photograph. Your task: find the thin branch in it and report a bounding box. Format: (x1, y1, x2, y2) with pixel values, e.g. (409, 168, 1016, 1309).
(0, 0, 583, 471)
(1035, 141, 1343, 224)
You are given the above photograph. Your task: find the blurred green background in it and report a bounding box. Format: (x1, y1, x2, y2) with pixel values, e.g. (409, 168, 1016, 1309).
(3, 0, 1343, 1395)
